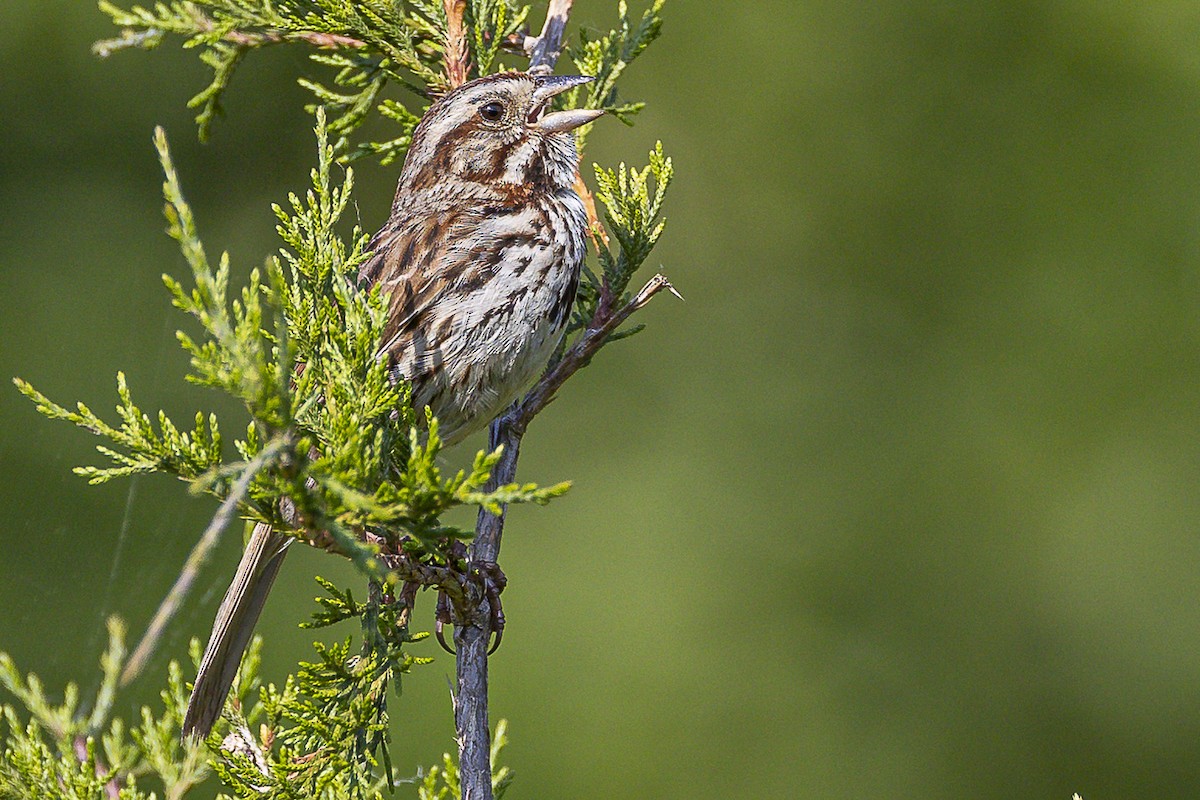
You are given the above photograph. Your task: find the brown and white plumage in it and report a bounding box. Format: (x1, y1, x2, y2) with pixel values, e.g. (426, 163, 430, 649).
(182, 72, 601, 739)
(360, 72, 594, 442)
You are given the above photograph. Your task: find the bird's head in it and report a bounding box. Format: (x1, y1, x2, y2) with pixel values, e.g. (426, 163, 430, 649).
(401, 72, 603, 192)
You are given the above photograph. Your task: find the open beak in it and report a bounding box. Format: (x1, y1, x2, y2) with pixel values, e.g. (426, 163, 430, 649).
(529, 74, 605, 133)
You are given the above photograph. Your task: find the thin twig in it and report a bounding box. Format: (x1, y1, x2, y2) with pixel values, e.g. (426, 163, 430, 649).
(516, 274, 680, 426)
(73, 736, 121, 799)
(120, 438, 287, 687)
(92, 29, 162, 57)
(222, 29, 366, 49)
(93, 25, 366, 59)
(527, 0, 574, 74)
(278, 516, 481, 604)
(443, 0, 471, 88)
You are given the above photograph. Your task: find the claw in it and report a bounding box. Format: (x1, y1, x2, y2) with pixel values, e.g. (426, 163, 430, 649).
(475, 561, 507, 655)
(436, 619, 456, 654)
(435, 590, 456, 654)
(432, 561, 508, 655)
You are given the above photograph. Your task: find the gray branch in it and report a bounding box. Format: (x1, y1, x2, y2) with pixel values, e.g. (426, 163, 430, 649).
(526, 0, 574, 75)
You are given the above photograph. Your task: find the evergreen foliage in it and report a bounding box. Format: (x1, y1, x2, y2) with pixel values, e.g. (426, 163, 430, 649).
(569, 141, 673, 343)
(16, 117, 566, 557)
(7, 0, 673, 796)
(0, 618, 509, 799)
(0, 619, 213, 800)
(91, 0, 661, 164)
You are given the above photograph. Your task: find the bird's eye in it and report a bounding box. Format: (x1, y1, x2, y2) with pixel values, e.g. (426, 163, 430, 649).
(479, 101, 505, 122)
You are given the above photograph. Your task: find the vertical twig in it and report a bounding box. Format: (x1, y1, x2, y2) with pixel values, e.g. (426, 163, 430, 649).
(454, 4, 679, 797)
(443, 0, 471, 88)
(455, 421, 523, 798)
(527, 0, 574, 74)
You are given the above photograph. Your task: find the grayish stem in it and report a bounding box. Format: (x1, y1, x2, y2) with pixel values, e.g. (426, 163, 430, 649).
(453, 580, 493, 799)
(527, 0, 574, 75)
(474, 420, 523, 562)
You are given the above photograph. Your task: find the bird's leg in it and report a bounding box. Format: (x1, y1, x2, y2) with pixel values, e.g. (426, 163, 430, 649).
(470, 560, 508, 655)
(432, 541, 507, 654)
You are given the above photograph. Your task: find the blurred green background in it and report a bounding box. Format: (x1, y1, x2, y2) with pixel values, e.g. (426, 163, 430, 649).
(4, 1, 1200, 797)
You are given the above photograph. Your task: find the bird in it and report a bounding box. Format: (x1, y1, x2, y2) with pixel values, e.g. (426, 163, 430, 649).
(181, 71, 603, 739)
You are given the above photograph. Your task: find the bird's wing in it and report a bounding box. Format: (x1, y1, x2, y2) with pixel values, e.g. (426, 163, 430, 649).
(358, 204, 485, 381)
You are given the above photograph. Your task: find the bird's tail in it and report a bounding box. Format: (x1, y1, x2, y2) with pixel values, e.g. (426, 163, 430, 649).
(181, 522, 291, 739)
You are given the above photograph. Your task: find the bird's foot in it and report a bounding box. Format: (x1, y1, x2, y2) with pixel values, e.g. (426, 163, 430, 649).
(433, 560, 507, 655)
(471, 560, 507, 655)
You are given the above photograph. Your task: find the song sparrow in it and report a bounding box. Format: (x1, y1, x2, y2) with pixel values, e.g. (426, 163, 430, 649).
(181, 72, 603, 738)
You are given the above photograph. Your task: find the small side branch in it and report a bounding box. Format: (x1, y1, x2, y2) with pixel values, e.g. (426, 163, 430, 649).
(73, 736, 121, 799)
(574, 172, 610, 250)
(456, 274, 678, 797)
(92, 28, 162, 57)
(454, 5, 681, 799)
(221, 29, 366, 49)
(517, 273, 679, 426)
(93, 24, 366, 59)
(297, 524, 486, 610)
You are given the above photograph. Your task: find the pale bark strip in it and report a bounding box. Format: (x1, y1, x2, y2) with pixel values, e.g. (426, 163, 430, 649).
(527, 0, 574, 74)
(453, 567, 496, 799)
(443, 0, 471, 88)
(94, 24, 367, 58)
